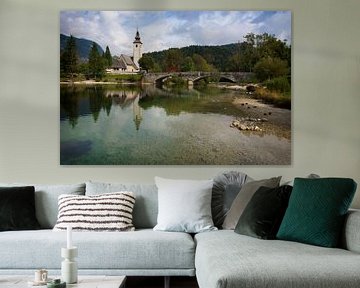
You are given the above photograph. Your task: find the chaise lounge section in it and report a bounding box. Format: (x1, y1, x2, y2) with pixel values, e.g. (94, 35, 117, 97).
(195, 213, 360, 288)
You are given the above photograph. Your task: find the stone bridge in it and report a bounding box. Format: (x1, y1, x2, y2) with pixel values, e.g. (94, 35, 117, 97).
(142, 71, 253, 86)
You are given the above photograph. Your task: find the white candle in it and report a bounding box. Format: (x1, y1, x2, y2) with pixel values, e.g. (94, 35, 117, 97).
(67, 225, 72, 249)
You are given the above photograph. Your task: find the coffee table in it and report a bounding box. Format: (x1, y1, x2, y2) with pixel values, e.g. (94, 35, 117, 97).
(0, 275, 126, 288)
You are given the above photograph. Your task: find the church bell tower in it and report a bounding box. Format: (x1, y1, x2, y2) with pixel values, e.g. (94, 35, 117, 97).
(133, 29, 143, 69)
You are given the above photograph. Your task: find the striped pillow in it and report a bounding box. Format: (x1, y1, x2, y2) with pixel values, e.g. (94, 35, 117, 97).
(53, 192, 136, 231)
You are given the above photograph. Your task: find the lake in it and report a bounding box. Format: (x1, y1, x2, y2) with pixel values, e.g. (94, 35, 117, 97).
(60, 84, 291, 165)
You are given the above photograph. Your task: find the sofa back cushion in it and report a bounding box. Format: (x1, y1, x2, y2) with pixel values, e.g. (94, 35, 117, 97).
(86, 181, 158, 229)
(0, 183, 86, 229)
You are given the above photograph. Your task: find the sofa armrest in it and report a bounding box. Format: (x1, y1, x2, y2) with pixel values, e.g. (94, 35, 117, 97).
(342, 209, 360, 253)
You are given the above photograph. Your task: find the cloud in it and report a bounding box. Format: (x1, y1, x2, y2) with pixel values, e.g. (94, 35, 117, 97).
(254, 11, 292, 43)
(60, 10, 291, 56)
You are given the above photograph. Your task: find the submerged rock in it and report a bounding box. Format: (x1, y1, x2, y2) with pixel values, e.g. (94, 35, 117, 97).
(230, 117, 268, 132)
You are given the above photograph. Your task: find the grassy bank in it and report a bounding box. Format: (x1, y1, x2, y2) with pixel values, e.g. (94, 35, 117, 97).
(103, 74, 142, 83)
(60, 73, 143, 83)
(254, 87, 291, 109)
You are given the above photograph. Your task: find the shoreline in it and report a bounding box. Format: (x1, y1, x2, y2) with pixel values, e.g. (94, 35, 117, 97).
(232, 96, 291, 139)
(61, 80, 129, 85)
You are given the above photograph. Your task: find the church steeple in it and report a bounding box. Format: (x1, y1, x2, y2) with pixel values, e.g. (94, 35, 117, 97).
(133, 29, 142, 44)
(133, 29, 143, 68)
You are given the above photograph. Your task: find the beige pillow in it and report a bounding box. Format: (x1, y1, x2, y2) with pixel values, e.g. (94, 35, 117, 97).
(222, 176, 281, 230)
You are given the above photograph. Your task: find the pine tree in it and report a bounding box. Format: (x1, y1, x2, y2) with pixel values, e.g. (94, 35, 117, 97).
(60, 35, 78, 80)
(103, 46, 112, 68)
(88, 42, 104, 79)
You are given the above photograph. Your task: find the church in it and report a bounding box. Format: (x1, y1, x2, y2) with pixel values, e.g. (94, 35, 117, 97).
(107, 30, 143, 74)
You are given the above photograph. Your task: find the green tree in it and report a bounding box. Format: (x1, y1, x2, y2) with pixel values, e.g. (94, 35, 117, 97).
(242, 33, 290, 72)
(192, 54, 212, 72)
(138, 54, 155, 72)
(254, 57, 288, 81)
(88, 42, 105, 79)
(152, 62, 162, 72)
(253, 33, 291, 67)
(103, 46, 112, 68)
(181, 56, 195, 72)
(240, 42, 259, 72)
(60, 35, 78, 80)
(164, 48, 183, 72)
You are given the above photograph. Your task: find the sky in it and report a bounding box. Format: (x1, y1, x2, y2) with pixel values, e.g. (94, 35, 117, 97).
(60, 11, 291, 56)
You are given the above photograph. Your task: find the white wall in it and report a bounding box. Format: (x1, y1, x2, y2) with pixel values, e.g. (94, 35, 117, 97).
(0, 0, 359, 208)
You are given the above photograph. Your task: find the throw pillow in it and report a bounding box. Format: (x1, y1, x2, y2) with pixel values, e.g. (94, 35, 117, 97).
(86, 181, 158, 229)
(277, 178, 357, 248)
(212, 171, 251, 228)
(0, 182, 86, 228)
(0, 186, 41, 231)
(234, 185, 293, 239)
(153, 177, 217, 233)
(283, 173, 320, 186)
(222, 176, 281, 230)
(53, 192, 136, 231)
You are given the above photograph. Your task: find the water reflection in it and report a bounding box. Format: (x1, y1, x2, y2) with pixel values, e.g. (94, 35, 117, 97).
(61, 85, 146, 130)
(60, 85, 243, 129)
(60, 84, 291, 165)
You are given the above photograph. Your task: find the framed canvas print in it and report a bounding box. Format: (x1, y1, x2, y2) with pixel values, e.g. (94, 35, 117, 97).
(60, 10, 291, 165)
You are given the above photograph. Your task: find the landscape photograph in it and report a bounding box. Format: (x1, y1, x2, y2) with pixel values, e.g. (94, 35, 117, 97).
(60, 10, 292, 165)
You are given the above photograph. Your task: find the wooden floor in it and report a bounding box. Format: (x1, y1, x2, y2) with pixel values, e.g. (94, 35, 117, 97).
(126, 276, 199, 288)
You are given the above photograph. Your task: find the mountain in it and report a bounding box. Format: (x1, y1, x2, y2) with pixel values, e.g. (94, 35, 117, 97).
(60, 34, 104, 61)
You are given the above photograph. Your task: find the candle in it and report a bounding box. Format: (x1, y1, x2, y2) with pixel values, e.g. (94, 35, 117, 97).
(67, 225, 72, 249)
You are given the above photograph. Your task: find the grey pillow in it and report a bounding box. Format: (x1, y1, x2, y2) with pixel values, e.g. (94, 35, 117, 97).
(86, 181, 158, 229)
(222, 176, 281, 230)
(283, 173, 320, 186)
(212, 171, 251, 228)
(0, 183, 85, 228)
(153, 177, 217, 233)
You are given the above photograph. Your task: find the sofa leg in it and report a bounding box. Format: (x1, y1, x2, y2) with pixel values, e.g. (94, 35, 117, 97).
(164, 276, 170, 288)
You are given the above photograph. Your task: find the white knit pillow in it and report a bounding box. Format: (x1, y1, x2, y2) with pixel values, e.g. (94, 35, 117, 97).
(53, 192, 135, 231)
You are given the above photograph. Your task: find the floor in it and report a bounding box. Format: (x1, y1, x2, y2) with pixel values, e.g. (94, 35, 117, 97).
(126, 276, 199, 288)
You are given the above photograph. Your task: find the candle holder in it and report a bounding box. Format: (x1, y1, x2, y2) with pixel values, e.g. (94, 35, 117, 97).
(61, 247, 78, 284)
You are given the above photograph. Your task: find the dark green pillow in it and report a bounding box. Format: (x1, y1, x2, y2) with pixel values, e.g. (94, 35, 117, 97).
(277, 178, 357, 247)
(0, 186, 41, 231)
(234, 185, 292, 239)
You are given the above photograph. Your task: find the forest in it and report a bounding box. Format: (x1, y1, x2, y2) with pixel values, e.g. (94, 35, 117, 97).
(139, 33, 290, 81)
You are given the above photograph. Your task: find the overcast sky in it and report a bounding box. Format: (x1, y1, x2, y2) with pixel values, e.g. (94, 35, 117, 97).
(60, 11, 291, 56)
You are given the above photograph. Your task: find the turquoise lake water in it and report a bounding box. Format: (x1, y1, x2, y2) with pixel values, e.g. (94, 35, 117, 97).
(60, 85, 291, 165)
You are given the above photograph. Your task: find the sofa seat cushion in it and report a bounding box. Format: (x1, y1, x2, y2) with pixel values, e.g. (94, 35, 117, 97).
(195, 230, 360, 288)
(0, 229, 195, 270)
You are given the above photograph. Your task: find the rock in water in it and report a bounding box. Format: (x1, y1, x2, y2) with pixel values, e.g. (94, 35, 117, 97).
(230, 119, 264, 132)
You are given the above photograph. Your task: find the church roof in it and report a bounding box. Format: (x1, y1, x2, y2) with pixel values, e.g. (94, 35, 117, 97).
(111, 56, 127, 69)
(111, 54, 138, 70)
(121, 54, 136, 66)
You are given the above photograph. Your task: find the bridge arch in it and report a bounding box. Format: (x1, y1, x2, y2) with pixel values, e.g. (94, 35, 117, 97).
(192, 75, 211, 84)
(218, 76, 236, 83)
(155, 75, 172, 86)
(143, 71, 254, 85)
